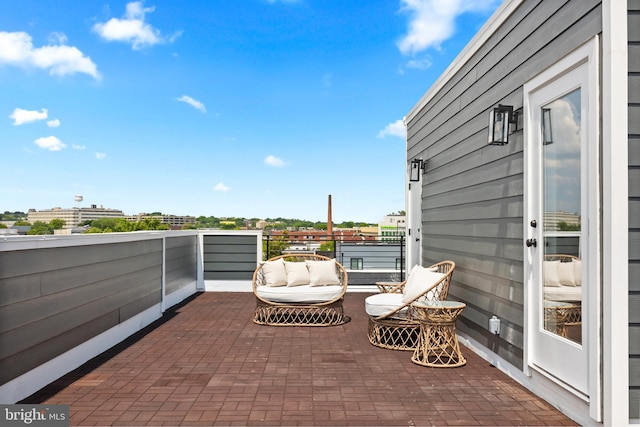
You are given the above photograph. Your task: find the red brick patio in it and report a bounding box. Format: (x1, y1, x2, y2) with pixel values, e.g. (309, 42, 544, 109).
(23, 292, 577, 426)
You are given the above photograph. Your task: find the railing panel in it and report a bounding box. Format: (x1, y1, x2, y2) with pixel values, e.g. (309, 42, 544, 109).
(262, 235, 407, 284)
(0, 237, 165, 388)
(203, 233, 259, 282)
(165, 235, 197, 295)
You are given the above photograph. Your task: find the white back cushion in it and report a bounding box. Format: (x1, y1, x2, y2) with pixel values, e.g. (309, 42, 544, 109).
(306, 260, 341, 286)
(261, 258, 287, 287)
(573, 259, 582, 286)
(557, 261, 576, 286)
(401, 266, 445, 304)
(284, 261, 311, 287)
(543, 261, 561, 287)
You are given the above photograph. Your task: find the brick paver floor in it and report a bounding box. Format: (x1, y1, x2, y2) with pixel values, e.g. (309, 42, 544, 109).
(23, 292, 578, 426)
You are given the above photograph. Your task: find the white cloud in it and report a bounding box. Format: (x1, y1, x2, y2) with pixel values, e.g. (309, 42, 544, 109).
(72, 144, 86, 150)
(397, 0, 499, 55)
(9, 108, 48, 125)
(398, 56, 433, 74)
(95, 152, 107, 159)
(0, 31, 100, 79)
(264, 155, 286, 167)
(47, 118, 61, 127)
(176, 95, 206, 113)
(214, 182, 230, 192)
(34, 136, 66, 151)
(377, 119, 406, 139)
(48, 32, 68, 45)
(93, 1, 180, 50)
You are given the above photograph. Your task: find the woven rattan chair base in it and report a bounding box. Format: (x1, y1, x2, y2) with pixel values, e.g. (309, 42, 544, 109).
(253, 299, 347, 326)
(367, 317, 420, 350)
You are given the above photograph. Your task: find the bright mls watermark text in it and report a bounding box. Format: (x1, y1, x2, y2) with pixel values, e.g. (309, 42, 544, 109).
(1, 405, 69, 427)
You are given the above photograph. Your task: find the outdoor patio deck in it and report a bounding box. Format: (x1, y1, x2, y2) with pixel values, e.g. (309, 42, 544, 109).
(22, 292, 577, 426)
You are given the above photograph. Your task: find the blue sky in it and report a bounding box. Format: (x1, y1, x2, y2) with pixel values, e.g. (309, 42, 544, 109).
(1, 0, 500, 223)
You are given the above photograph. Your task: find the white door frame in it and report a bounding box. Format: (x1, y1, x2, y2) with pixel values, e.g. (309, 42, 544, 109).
(406, 160, 423, 270)
(523, 37, 601, 416)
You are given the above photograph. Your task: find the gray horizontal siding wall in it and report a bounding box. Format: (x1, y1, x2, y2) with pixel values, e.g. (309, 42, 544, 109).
(165, 235, 197, 295)
(0, 239, 163, 386)
(629, 0, 640, 417)
(406, 0, 601, 369)
(203, 234, 258, 280)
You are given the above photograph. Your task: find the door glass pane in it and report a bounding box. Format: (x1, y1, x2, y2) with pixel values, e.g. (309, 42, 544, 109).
(541, 89, 583, 344)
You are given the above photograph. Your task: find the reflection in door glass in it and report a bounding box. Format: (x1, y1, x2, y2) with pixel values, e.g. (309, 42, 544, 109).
(541, 89, 583, 344)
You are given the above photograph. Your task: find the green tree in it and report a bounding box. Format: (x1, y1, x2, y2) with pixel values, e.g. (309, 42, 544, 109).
(84, 227, 104, 234)
(83, 217, 169, 233)
(319, 241, 335, 251)
(263, 232, 289, 260)
(1, 211, 27, 221)
(89, 218, 120, 231)
(113, 218, 135, 232)
(49, 218, 66, 230)
(557, 221, 580, 231)
(27, 221, 52, 235)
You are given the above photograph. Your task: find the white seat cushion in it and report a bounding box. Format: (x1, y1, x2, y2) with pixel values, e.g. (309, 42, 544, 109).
(544, 285, 582, 302)
(256, 284, 343, 303)
(365, 293, 408, 318)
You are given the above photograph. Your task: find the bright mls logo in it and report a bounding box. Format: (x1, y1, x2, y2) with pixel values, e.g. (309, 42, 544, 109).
(1, 405, 69, 427)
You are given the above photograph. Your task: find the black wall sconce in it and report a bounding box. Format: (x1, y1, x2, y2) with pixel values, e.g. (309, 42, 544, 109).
(488, 104, 519, 146)
(542, 107, 553, 145)
(409, 158, 424, 182)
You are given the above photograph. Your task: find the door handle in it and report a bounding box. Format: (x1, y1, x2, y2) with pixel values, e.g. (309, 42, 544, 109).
(526, 238, 537, 248)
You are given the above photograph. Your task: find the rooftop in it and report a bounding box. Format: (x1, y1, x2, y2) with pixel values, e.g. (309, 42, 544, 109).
(22, 292, 577, 426)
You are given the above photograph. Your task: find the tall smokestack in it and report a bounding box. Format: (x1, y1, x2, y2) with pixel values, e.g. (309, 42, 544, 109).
(327, 194, 333, 238)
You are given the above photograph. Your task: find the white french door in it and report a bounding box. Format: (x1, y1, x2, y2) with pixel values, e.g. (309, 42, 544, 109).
(524, 39, 599, 400)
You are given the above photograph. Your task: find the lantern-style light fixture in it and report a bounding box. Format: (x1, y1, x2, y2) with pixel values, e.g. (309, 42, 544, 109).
(488, 104, 518, 146)
(409, 158, 424, 182)
(542, 107, 553, 145)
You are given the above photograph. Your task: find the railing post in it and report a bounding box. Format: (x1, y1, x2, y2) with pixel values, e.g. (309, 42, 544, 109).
(400, 235, 405, 282)
(332, 234, 337, 259)
(265, 234, 270, 261)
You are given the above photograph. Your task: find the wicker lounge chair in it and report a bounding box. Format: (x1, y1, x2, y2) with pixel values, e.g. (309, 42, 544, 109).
(252, 253, 348, 326)
(366, 261, 455, 350)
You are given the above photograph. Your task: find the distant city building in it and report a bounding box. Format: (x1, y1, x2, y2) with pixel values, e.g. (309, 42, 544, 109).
(27, 205, 125, 229)
(0, 227, 19, 236)
(379, 214, 406, 241)
(126, 213, 196, 229)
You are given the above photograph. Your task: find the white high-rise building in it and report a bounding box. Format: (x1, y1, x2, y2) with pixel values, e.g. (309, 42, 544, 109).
(27, 205, 125, 229)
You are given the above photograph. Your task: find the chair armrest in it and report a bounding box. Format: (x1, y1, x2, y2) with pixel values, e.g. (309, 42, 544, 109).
(376, 282, 405, 293)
